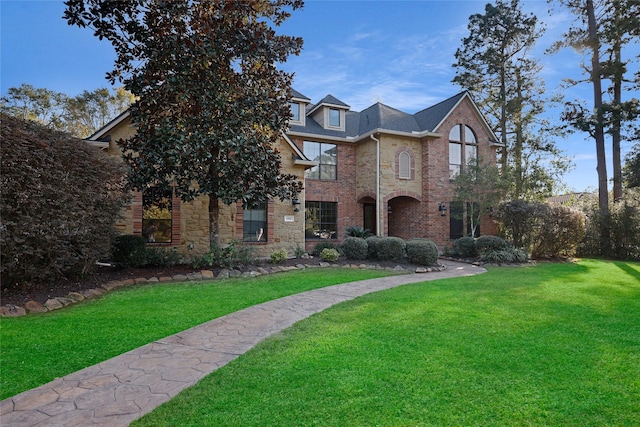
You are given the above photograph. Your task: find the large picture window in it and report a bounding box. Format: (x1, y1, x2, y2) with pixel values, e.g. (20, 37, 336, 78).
(305, 201, 337, 239)
(243, 202, 267, 242)
(142, 187, 172, 243)
(303, 141, 337, 180)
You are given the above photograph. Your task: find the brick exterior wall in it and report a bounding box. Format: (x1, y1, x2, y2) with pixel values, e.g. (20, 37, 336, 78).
(99, 94, 498, 257)
(299, 96, 498, 252)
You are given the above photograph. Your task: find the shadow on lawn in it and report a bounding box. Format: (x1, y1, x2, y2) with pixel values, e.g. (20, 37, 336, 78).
(613, 261, 640, 282)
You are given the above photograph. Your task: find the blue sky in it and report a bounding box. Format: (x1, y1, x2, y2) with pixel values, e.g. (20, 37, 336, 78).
(2, 0, 638, 193)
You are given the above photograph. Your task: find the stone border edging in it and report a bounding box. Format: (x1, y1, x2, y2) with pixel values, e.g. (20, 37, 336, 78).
(0, 262, 447, 317)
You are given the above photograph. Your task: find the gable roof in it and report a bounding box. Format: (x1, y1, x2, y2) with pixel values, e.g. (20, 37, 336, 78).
(290, 88, 310, 102)
(413, 92, 466, 132)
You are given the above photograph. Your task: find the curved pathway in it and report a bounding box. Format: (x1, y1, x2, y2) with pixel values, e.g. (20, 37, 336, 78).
(1, 260, 485, 426)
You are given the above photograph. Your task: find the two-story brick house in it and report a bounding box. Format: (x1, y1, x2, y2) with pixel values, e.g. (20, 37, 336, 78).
(88, 89, 499, 257)
(287, 89, 500, 252)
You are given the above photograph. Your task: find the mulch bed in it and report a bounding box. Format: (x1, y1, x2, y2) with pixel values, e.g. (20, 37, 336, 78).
(0, 258, 421, 309)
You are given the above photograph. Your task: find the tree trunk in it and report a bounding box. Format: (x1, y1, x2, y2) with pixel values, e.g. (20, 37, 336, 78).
(208, 195, 220, 248)
(587, 0, 611, 254)
(499, 68, 509, 171)
(612, 42, 623, 202)
(514, 68, 524, 199)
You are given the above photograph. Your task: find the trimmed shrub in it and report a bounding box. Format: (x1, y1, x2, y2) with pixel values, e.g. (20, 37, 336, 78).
(312, 241, 338, 256)
(270, 248, 288, 264)
(1, 114, 129, 289)
(320, 248, 340, 262)
(112, 234, 148, 267)
(453, 236, 477, 258)
(406, 239, 439, 266)
(475, 235, 509, 255)
(365, 236, 382, 259)
(376, 237, 406, 261)
(345, 226, 373, 239)
(480, 248, 528, 264)
(340, 237, 368, 260)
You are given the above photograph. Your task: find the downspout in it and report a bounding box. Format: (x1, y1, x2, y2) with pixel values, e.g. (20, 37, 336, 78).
(370, 133, 381, 236)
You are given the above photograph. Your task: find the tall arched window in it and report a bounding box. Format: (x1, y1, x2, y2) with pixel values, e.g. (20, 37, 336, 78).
(449, 124, 477, 179)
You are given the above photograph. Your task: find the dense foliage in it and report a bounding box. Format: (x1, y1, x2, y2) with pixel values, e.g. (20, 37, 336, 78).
(64, 0, 305, 245)
(0, 114, 129, 289)
(496, 200, 586, 258)
(575, 189, 640, 260)
(1, 84, 134, 138)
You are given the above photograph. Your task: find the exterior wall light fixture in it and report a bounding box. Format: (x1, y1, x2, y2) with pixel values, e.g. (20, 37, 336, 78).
(438, 202, 447, 216)
(292, 198, 301, 212)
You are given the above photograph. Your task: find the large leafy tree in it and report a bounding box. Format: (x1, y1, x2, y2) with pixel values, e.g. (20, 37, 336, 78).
(1, 83, 67, 130)
(453, 0, 567, 201)
(2, 84, 134, 137)
(64, 0, 304, 245)
(624, 142, 640, 188)
(64, 87, 135, 137)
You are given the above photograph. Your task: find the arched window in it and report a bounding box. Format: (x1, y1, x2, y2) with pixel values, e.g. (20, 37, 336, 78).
(399, 151, 411, 179)
(449, 124, 477, 179)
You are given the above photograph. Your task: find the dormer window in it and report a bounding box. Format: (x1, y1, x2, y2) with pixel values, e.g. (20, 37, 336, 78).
(329, 108, 341, 127)
(308, 95, 349, 131)
(289, 101, 305, 126)
(290, 102, 300, 121)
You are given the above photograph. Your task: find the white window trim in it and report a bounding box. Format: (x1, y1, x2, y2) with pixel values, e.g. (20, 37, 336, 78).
(325, 107, 345, 131)
(289, 101, 305, 126)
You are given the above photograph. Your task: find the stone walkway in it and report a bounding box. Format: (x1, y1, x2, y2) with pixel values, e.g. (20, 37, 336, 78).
(1, 260, 485, 426)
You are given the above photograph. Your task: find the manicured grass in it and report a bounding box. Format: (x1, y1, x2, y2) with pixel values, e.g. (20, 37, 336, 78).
(133, 259, 640, 426)
(0, 268, 394, 399)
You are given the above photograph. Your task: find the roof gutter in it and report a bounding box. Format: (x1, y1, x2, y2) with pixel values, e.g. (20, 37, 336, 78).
(287, 128, 442, 144)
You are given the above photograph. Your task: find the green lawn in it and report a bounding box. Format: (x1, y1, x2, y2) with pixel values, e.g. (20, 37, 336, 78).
(0, 268, 394, 399)
(133, 259, 640, 426)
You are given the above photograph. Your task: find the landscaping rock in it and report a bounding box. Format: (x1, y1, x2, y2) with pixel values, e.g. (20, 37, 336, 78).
(25, 300, 47, 313)
(57, 297, 76, 307)
(201, 270, 214, 280)
(0, 305, 27, 317)
(44, 299, 64, 311)
(67, 292, 85, 302)
(217, 269, 230, 279)
(172, 274, 188, 282)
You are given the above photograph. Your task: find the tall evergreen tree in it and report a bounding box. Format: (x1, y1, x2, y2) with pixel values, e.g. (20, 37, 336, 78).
(552, 0, 639, 253)
(64, 0, 304, 245)
(453, 0, 567, 201)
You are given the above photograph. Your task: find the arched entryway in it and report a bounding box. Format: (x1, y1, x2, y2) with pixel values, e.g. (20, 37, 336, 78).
(387, 195, 422, 239)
